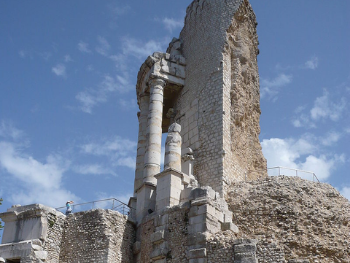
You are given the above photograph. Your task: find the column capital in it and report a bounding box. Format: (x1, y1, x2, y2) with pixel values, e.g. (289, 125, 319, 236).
(148, 78, 166, 88)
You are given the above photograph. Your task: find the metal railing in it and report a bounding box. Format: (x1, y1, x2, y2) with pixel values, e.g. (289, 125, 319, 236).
(267, 166, 320, 183)
(55, 198, 135, 217)
(246, 166, 320, 183)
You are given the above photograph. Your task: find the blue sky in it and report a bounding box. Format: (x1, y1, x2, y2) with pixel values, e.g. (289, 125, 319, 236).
(0, 0, 349, 215)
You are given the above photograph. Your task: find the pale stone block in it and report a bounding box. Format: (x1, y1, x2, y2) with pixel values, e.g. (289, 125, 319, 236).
(215, 209, 224, 222)
(221, 222, 239, 233)
(34, 250, 47, 260)
(197, 204, 216, 217)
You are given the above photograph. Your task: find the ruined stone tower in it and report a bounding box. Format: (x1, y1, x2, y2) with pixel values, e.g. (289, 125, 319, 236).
(3, 0, 347, 262)
(133, 0, 267, 219)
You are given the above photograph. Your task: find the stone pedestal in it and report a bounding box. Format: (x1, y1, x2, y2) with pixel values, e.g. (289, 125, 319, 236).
(155, 168, 184, 211)
(135, 183, 157, 223)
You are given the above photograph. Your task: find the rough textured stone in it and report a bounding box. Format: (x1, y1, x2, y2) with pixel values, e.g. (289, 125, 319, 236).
(227, 176, 350, 262)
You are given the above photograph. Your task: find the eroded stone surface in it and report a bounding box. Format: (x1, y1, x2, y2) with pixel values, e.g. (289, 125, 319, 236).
(227, 176, 350, 262)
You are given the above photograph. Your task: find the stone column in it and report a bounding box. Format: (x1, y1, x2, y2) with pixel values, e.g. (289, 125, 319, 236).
(134, 94, 150, 194)
(164, 123, 182, 170)
(143, 78, 166, 185)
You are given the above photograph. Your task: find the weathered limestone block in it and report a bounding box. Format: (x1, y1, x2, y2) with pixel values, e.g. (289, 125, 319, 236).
(155, 168, 184, 211)
(221, 222, 239, 233)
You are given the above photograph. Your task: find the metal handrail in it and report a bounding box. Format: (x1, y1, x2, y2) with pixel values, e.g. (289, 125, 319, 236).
(267, 166, 320, 183)
(55, 197, 135, 216)
(246, 166, 320, 183)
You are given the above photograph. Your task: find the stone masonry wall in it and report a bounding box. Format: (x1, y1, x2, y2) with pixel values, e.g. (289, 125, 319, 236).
(227, 176, 350, 262)
(43, 212, 65, 263)
(173, 0, 266, 196)
(59, 209, 135, 263)
(174, 0, 244, 196)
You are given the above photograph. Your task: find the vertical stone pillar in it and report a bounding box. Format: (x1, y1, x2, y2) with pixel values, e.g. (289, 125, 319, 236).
(134, 94, 150, 194)
(143, 78, 166, 185)
(164, 123, 182, 170)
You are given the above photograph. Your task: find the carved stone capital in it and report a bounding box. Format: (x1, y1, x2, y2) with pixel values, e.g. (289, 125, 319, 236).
(148, 78, 166, 88)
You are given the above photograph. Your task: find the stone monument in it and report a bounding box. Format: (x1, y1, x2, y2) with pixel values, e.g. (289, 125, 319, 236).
(1, 0, 349, 262)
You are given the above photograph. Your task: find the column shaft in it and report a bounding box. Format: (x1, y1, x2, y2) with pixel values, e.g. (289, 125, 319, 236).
(134, 94, 150, 194)
(143, 78, 166, 184)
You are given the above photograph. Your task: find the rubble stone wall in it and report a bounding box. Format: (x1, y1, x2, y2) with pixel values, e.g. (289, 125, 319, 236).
(223, 0, 267, 191)
(59, 209, 135, 263)
(43, 212, 65, 263)
(227, 176, 350, 263)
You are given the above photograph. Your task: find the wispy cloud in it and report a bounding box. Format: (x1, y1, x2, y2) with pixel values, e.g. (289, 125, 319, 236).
(96, 36, 111, 56)
(0, 121, 25, 141)
(108, 3, 130, 17)
(64, 55, 72, 62)
(293, 89, 347, 128)
(320, 131, 341, 146)
(261, 73, 293, 100)
(74, 164, 116, 176)
(121, 37, 166, 59)
(52, 63, 67, 77)
(18, 50, 33, 59)
(78, 41, 92, 53)
(80, 136, 136, 170)
(76, 73, 133, 113)
(304, 56, 319, 70)
(162, 17, 183, 32)
(310, 89, 346, 121)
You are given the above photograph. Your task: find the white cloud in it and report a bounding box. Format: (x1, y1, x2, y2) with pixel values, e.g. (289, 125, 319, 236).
(86, 65, 94, 72)
(320, 132, 341, 146)
(74, 164, 116, 176)
(261, 73, 293, 100)
(76, 90, 104, 114)
(292, 89, 347, 128)
(18, 50, 27, 58)
(0, 121, 24, 141)
(96, 36, 111, 56)
(340, 187, 350, 201)
(76, 74, 132, 113)
(52, 64, 66, 77)
(80, 136, 136, 170)
(262, 136, 344, 181)
(78, 41, 92, 53)
(310, 89, 346, 121)
(108, 3, 130, 17)
(162, 17, 183, 32)
(64, 55, 72, 62)
(121, 37, 165, 59)
(305, 56, 319, 70)
(0, 141, 76, 208)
